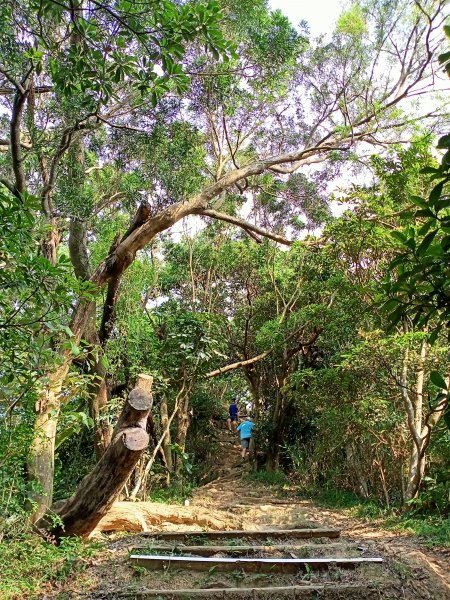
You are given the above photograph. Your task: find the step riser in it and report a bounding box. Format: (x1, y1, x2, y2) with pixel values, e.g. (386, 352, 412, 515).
(131, 544, 350, 557)
(141, 528, 340, 541)
(115, 585, 385, 599)
(130, 555, 383, 574)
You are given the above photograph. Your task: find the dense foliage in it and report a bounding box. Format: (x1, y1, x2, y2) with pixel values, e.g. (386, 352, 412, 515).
(0, 3, 449, 592)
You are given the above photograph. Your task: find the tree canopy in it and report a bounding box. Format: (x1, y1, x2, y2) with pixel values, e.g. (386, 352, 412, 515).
(0, 0, 449, 552)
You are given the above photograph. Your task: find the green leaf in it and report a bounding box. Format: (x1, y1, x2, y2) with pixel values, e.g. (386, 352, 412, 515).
(416, 229, 438, 256)
(414, 208, 434, 218)
(428, 327, 441, 345)
(410, 195, 428, 209)
(418, 220, 433, 236)
(437, 133, 450, 149)
(388, 305, 406, 325)
(441, 235, 450, 251)
(429, 182, 444, 204)
(390, 230, 407, 243)
(380, 298, 400, 312)
(434, 197, 450, 212)
(430, 371, 447, 390)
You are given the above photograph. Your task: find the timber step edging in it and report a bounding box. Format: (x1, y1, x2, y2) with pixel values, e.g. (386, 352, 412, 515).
(129, 554, 383, 573)
(130, 543, 351, 556)
(111, 583, 386, 599)
(140, 528, 341, 541)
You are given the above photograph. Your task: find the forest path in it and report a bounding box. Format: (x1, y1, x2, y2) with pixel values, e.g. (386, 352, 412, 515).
(47, 428, 449, 599)
(189, 429, 316, 531)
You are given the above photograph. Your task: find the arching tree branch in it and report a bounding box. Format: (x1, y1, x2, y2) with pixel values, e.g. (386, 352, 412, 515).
(195, 208, 293, 246)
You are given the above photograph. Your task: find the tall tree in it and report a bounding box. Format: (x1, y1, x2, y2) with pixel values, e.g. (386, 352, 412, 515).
(0, 0, 447, 522)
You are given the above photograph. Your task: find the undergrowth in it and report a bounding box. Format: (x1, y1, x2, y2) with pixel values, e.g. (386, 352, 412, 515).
(244, 469, 289, 487)
(0, 533, 103, 599)
(298, 487, 450, 548)
(147, 481, 195, 504)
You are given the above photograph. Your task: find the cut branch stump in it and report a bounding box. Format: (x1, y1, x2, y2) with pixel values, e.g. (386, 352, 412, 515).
(42, 374, 153, 539)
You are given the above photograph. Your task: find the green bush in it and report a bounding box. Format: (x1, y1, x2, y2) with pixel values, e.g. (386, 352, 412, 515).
(0, 533, 102, 599)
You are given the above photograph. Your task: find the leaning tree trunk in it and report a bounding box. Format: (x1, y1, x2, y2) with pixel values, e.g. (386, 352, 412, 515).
(41, 374, 153, 539)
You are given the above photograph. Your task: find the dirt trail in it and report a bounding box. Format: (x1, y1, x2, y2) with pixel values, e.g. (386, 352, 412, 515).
(44, 429, 449, 599)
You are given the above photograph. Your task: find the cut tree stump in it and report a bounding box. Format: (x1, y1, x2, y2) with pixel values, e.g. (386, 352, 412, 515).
(42, 374, 154, 539)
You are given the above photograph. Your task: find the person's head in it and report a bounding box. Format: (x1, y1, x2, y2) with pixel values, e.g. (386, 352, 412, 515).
(246, 416, 252, 421)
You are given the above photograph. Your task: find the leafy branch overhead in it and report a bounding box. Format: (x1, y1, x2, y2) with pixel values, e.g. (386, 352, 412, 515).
(0, 0, 449, 542)
(384, 25, 450, 341)
(13, 0, 237, 107)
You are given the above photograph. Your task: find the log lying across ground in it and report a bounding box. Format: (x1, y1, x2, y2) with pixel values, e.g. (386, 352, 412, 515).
(92, 501, 231, 534)
(42, 374, 154, 539)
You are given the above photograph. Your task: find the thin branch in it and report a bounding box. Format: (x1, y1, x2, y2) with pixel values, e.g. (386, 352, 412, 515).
(195, 208, 292, 246)
(205, 350, 272, 378)
(0, 178, 16, 194)
(0, 138, 32, 150)
(0, 85, 52, 96)
(0, 64, 25, 94)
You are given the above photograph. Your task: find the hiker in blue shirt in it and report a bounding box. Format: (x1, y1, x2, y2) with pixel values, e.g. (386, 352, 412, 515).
(237, 416, 254, 459)
(227, 400, 239, 433)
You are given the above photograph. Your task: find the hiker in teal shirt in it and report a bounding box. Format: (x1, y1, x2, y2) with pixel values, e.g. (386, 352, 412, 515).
(237, 417, 254, 459)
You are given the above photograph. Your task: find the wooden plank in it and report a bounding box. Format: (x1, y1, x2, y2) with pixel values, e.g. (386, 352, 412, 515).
(131, 543, 349, 557)
(114, 584, 384, 599)
(129, 554, 383, 574)
(140, 527, 340, 541)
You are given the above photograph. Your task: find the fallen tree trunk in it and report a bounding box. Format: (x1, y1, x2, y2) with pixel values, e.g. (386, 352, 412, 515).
(42, 374, 153, 539)
(92, 501, 231, 534)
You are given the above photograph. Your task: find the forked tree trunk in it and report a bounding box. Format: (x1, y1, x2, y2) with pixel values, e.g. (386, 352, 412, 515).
(405, 444, 426, 502)
(41, 374, 153, 539)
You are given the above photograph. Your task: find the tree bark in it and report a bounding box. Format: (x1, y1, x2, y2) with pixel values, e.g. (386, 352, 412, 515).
(43, 374, 153, 539)
(147, 413, 170, 474)
(69, 213, 113, 458)
(86, 342, 112, 459)
(175, 394, 190, 475)
(160, 398, 173, 475)
(28, 361, 71, 522)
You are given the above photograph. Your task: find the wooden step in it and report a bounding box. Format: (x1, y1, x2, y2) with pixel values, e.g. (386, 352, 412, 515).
(141, 527, 341, 541)
(130, 553, 383, 573)
(113, 583, 385, 599)
(131, 543, 350, 557)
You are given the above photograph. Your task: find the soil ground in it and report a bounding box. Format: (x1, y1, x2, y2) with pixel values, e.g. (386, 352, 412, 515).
(41, 430, 449, 599)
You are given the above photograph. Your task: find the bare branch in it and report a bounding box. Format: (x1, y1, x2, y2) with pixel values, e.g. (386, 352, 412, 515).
(205, 350, 272, 378)
(0, 85, 53, 96)
(0, 64, 25, 94)
(195, 208, 292, 246)
(0, 138, 32, 150)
